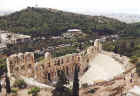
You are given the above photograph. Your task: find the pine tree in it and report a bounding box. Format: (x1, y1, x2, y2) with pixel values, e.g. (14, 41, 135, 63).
(5, 75, 11, 93)
(119, 42, 127, 56)
(113, 45, 119, 54)
(130, 42, 135, 49)
(72, 64, 79, 96)
(0, 79, 1, 92)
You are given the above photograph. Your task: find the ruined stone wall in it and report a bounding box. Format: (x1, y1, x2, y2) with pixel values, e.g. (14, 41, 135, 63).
(7, 39, 102, 84)
(7, 52, 35, 78)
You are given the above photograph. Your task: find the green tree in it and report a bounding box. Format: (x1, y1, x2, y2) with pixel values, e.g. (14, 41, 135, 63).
(130, 41, 135, 49)
(52, 70, 71, 96)
(113, 45, 119, 54)
(6, 75, 11, 93)
(13, 79, 27, 89)
(0, 79, 1, 92)
(28, 87, 40, 96)
(72, 64, 79, 96)
(119, 42, 127, 56)
(0, 59, 7, 76)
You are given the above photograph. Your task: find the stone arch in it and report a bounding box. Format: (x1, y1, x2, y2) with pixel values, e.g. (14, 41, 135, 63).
(78, 56, 80, 62)
(87, 58, 89, 63)
(72, 56, 74, 61)
(44, 71, 48, 80)
(48, 73, 51, 81)
(46, 61, 51, 67)
(63, 66, 65, 73)
(54, 59, 57, 65)
(51, 70, 55, 80)
(66, 66, 69, 75)
(73, 64, 76, 72)
(58, 59, 60, 65)
(61, 59, 64, 64)
(57, 70, 61, 77)
(71, 65, 73, 73)
(77, 64, 80, 72)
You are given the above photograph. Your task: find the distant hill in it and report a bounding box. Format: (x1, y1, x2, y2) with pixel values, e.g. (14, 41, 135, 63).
(130, 22, 140, 35)
(0, 7, 127, 37)
(65, 9, 140, 23)
(104, 14, 140, 24)
(0, 11, 12, 16)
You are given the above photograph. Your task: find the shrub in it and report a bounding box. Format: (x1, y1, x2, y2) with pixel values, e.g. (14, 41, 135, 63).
(28, 87, 40, 96)
(0, 58, 7, 75)
(87, 89, 95, 94)
(82, 83, 88, 88)
(13, 79, 27, 89)
(11, 88, 18, 93)
(11, 88, 18, 96)
(129, 56, 138, 64)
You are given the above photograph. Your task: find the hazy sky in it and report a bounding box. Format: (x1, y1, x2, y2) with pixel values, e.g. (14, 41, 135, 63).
(1, 0, 140, 14)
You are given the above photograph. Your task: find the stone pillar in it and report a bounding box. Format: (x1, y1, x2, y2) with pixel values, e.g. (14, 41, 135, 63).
(45, 52, 52, 66)
(0, 76, 7, 96)
(6, 58, 11, 78)
(24, 52, 35, 77)
(94, 39, 102, 52)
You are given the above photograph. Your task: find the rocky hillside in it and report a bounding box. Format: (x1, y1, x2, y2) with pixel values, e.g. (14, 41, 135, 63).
(0, 7, 127, 37)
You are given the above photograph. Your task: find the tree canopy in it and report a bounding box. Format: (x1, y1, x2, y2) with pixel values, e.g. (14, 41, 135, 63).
(0, 7, 127, 37)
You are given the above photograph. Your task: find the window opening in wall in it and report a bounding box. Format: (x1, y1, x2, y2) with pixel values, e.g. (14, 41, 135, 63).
(58, 59, 60, 65)
(28, 64, 32, 68)
(61, 59, 64, 64)
(48, 73, 51, 81)
(66, 67, 69, 75)
(57, 70, 61, 76)
(87, 59, 89, 63)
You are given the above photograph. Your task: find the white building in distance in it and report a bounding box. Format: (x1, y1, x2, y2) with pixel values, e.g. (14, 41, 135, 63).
(0, 30, 31, 44)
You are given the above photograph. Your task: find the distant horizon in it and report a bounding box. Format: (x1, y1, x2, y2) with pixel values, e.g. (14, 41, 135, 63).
(63, 8, 140, 15)
(0, 7, 140, 16)
(1, 0, 140, 15)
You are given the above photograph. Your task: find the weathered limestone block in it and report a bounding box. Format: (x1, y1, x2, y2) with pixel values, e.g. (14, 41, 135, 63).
(94, 39, 102, 52)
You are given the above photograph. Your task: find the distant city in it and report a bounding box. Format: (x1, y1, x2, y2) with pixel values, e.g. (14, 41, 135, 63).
(64, 9, 140, 23)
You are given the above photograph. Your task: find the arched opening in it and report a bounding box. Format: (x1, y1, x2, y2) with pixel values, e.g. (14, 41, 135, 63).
(66, 67, 69, 75)
(72, 56, 74, 61)
(78, 57, 80, 61)
(58, 59, 60, 65)
(21, 65, 25, 70)
(61, 59, 64, 64)
(48, 73, 51, 81)
(57, 70, 61, 77)
(63, 66, 65, 73)
(78, 65, 80, 72)
(28, 64, 32, 68)
(48, 62, 50, 67)
(87, 59, 89, 63)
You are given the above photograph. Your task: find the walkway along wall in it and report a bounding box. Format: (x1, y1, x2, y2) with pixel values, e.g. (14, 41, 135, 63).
(7, 39, 102, 84)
